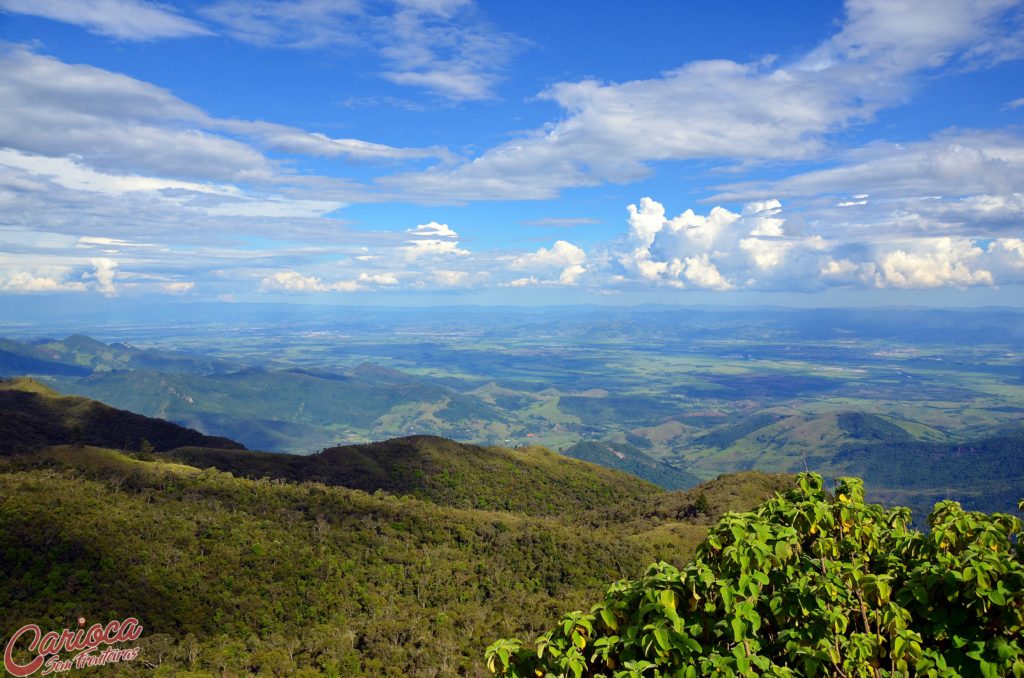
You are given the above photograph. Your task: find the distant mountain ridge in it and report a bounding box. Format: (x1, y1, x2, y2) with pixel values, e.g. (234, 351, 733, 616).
(0, 377, 245, 455)
(562, 440, 700, 490)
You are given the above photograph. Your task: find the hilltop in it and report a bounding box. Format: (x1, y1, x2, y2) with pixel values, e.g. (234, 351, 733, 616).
(0, 377, 244, 455)
(168, 435, 661, 518)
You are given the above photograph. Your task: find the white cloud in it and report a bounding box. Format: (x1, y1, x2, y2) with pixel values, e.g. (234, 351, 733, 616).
(0, 149, 238, 197)
(199, 0, 362, 49)
(989, 238, 1024, 268)
(259, 270, 328, 292)
(0, 0, 211, 40)
(161, 281, 195, 294)
(247, 127, 451, 162)
(204, 197, 344, 218)
(88, 257, 119, 296)
(820, 257, 877, 284)
(559, 264, 586, 286)
(358, 272, 399, 286)
(424, 268, 489, 288)
(511, 240, 588, 286)
(503, 276, 538, 288)
(432, 269, 468, 286)
(385, 0, 1023, 200)
(0, 46, 270, 183)
(512, 240, 586, 269)
(0, 45, 441, 191)
(401, 222, 469, 260)
(681, 254, 733, 290)
(0, 268, 87, 293)
(713, 131, 1024, 208)
(258, 269, 400, 293)
(407, 221, 459, 238)
(614, 195, 1024, 291)
(875, 238, 994, 288)
(202, 0, 523, 100)
(403, 239, 470, 260)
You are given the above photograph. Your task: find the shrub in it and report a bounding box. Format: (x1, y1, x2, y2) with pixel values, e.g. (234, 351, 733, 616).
(486, 473, 1024, 677)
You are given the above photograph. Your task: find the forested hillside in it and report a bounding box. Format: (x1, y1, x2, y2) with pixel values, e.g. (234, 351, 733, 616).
(0, 382, 790, 675)
(166, 435, 660, 517)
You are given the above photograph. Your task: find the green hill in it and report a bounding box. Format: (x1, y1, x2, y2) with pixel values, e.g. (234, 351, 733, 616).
(562, 440, 701, 490)
(832, 429, 1024, 518)
(0, 334, 241, 376)
(0, 377, 244, 455)
(0, 386, 789, 676)
(0, 339, 92, 377)
(682, 410, 952, 477)
(167, 436, 661, 518)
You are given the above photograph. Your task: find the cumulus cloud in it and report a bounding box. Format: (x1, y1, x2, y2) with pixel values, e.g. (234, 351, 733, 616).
(259, 270, 326, 293)
(432, 270, 467, 286)
(88, 257, 119, 296)
(681, 255, 733, 291)
(615, 196, 1023, 292)
(0, 268, 87, 293)
(875, 238, 993, 288)
(510, 240, 587, 286)
(0, 0, 212, 40)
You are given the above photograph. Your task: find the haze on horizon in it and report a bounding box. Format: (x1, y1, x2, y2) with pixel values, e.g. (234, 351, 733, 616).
(2, 0, 1024, 310)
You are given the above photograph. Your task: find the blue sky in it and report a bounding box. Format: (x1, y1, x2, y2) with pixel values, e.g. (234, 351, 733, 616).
(1, 0, 1023, 307)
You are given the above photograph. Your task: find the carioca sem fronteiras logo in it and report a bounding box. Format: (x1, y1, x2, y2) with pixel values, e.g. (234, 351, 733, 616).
(3, 617, 143, 676)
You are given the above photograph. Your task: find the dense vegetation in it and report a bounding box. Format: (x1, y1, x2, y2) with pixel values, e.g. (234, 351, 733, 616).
(487, 474, 1024, 677)
(0, 449, 787, 676)
(0, 380, 790, 675)
(167, 436, 660, 518)
(832, 430, 1024, 519)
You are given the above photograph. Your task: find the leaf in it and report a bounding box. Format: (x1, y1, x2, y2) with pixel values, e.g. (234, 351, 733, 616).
(600, 608, 619, 632)
(730, 617, 744, 642)
(720, 586, 734, 609)
(653, 626, 671, 652)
